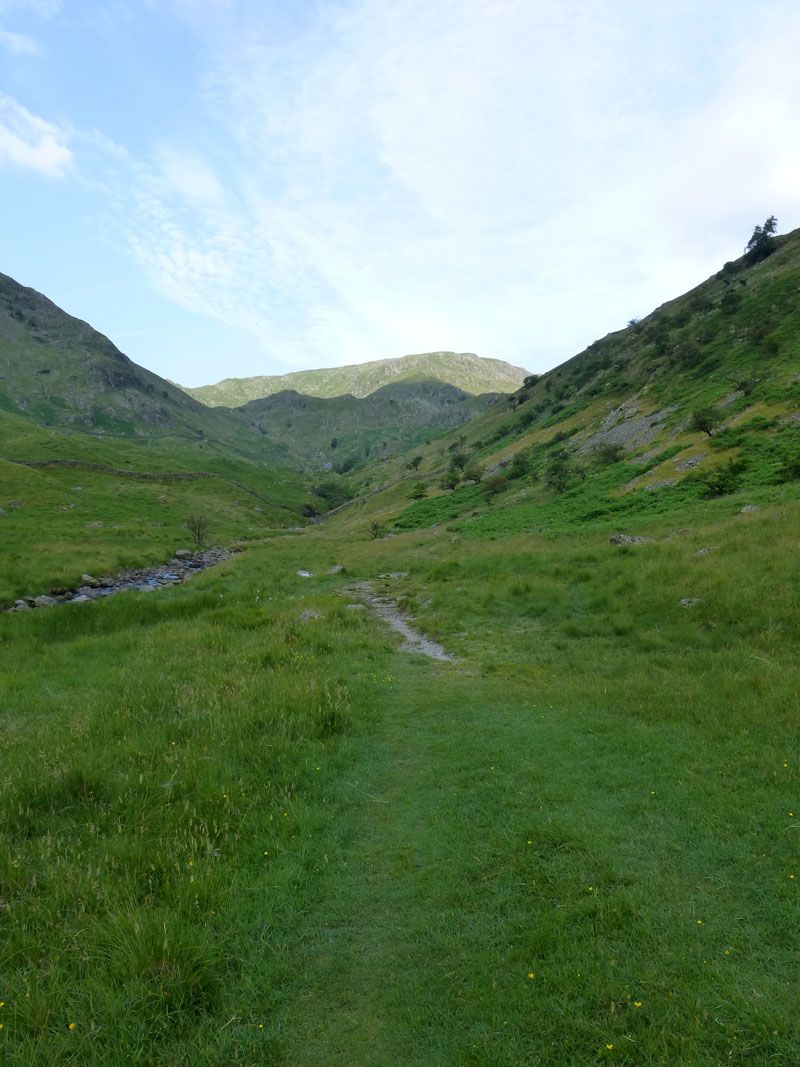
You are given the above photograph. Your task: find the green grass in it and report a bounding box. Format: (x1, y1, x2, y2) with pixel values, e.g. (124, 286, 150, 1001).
(0, 409, 316, 602)
(4, 230, 800, 1063)
(1, 503, 798, 1064)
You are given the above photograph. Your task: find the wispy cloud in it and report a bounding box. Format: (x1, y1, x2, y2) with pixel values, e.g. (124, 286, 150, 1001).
(0, 0, 61, 17)
(0, 25, 40, 51)
(99, 0, 800, 376)
(0, 93, 71, 175)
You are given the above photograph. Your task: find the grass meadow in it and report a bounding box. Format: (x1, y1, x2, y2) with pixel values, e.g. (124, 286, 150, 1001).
(0, 501, 798, 1064)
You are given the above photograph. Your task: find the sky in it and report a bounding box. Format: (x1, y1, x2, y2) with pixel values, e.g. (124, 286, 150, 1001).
(2, 0, 800, 387)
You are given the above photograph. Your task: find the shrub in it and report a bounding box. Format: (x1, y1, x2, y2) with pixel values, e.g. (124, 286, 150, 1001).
(699, 459, 746, 497)
(689, 406, 723, 437)
(463, 463, 484, 484)
(592, 442, 625, 466)
(185, 513, 210, 546)
(776, 452, 800, 483)
(508, 450, 530, 479)
(543, 449, 574, 493)
(483, 475, 509, 503)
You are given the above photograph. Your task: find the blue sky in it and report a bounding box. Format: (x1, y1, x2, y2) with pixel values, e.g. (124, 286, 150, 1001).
(2, 0, 800, 387)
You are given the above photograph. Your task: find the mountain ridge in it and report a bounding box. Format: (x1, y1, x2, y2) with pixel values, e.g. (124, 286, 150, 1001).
(180, 351, 529, 406)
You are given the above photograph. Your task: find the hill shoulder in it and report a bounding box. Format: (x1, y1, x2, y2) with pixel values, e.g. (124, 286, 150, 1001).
(182, 351, 529, 406)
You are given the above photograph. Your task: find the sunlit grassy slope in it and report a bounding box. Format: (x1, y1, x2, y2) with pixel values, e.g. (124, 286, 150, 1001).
(182, 351, 529, 406)
(1, 502, 798, 1065)
(328, 226, 800, 539)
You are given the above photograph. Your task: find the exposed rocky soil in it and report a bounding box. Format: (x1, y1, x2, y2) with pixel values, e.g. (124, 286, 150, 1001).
(345, 577, 456, 662)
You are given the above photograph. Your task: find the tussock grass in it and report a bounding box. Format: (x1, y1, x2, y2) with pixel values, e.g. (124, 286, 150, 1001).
(1, 505, 798, 1064)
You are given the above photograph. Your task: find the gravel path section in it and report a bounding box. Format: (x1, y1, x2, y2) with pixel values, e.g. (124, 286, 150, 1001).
(347, 580, 456, 662)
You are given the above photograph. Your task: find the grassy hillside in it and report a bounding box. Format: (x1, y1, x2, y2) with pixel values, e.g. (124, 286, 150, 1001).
(183, 351, 529, 406)
(332, 225, 800, 540)
(0, 272, 288, 462)
(0, 408, 315, 603)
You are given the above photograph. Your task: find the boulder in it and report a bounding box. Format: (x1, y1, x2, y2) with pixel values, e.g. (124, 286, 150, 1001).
(328, 564, 345, 575)
(81, 574, 100, 587)
(77, 586, 105, 600)
(85, 521, 103, 528)
(296, 569, 313, 578)
(33, 595, 58, 608)
(609, 534, 652, 546)
(299, 609, 322, 621)
(174, 549, 193, 559)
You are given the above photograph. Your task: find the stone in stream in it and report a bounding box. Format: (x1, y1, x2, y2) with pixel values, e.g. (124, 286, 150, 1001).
(81, 574, 100, 587)
(174, 549, 193, 559)
(77, 586, 106, 600)
(33, 595, 58, 608)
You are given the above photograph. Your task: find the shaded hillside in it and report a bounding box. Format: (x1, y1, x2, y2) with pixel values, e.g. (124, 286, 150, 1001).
(0, 272, 281, 461)
(328, 222, 800, 535)
(183, 351, 529, 406)
(0, 403, 317, 603)
(233, 379, 502, 470)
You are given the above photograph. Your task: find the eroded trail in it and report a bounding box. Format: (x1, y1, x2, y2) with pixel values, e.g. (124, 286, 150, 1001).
(345, 578, 457, 661)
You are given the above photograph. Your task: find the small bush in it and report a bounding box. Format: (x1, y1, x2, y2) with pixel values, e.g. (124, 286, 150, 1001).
(698, 459, 746, 497)
(185, 513, 210, 546)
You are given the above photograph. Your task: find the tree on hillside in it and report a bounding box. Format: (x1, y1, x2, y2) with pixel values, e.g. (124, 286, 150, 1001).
(744, 215, 778, 263)
(407, 455, 423, 471)
(543, 449, 574, 493)
(463, 462, 484, 484)
(185, 513, 209, 546)
(689, 406, 723, 437)
(483, 474, 508, 504)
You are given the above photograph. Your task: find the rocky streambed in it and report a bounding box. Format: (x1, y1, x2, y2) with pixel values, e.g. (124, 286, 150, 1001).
(5, 547, 234, 613)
